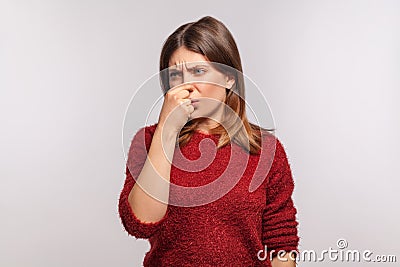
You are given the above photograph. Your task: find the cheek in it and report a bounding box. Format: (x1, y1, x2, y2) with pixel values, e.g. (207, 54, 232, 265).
(197, 84, 226, 101)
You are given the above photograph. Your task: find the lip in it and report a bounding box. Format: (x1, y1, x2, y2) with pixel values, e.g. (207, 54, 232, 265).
(190, 99, 200, 103)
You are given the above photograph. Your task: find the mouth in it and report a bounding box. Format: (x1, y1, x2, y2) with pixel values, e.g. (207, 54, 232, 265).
(190, 99, 200, 103)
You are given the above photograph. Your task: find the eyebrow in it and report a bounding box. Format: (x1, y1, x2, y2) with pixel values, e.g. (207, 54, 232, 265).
(188, 64, 209, 69)
(168, 65, 180, 71)
(169, 64, 210, 71)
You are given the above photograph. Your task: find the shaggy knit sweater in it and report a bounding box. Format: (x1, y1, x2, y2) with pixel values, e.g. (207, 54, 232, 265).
(118, 123, 300, 267)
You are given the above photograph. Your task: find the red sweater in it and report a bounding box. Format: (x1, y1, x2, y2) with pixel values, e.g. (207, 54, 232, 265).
(118, 123, 300, 266)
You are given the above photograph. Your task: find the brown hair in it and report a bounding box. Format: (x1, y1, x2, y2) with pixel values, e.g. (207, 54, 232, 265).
(159, 16, 274, 154)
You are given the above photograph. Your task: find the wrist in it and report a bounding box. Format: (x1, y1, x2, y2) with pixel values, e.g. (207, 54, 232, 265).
(155, 123, 179, 141)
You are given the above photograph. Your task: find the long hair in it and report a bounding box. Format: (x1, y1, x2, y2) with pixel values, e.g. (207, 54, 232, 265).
(159, 16, 274, 154)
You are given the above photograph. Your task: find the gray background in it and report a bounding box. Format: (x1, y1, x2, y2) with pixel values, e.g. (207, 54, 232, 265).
(1, 0, 399, 266)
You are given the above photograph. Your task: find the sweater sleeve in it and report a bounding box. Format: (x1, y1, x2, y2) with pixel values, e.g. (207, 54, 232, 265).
(262, 138, 300, 260)
(118, 126, 170, 239)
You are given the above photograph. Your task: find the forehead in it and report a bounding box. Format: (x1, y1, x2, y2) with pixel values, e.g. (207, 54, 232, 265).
(168, 46, 208, 67)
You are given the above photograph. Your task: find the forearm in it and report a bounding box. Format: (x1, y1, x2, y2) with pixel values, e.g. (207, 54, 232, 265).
(128, 124, 177, 223)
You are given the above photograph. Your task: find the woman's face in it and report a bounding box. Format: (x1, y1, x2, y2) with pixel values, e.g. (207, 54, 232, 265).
(168, 46, 235, 121)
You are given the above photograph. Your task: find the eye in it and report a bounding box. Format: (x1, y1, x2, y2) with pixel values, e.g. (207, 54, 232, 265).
(169, 71, 182, 79)
(193, 68, 207, 75)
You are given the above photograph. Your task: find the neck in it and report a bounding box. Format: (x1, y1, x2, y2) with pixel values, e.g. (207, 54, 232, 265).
(193, 103, 225, 134)
(196, 121, 219, 134)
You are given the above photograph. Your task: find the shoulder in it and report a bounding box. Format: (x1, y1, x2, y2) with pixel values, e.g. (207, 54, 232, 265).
(256, 126, 287, 154)
(273, 135, 289, 160)
(257, 129, 291, 170)
(270, 134, 292, 174)
(129, 122, 159, 152)
(136, 122, 158, 138)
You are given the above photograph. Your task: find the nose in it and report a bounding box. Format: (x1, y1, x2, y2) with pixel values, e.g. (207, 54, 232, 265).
(187, 86, 195, 96)
(186, 85, 197, 100)
(180, 70, 194, 88)
(182, 69, 192, 84)
(181, 68, 197, 84)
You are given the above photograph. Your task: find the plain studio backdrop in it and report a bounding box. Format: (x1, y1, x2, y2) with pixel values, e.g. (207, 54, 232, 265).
(1, 0, 399, 266)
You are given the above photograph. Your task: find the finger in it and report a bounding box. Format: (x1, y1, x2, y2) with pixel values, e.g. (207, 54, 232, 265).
(188, 104, 195, 113)
(179, 98, 191, 105)
(175, 89, 190, 99)
(168, 83, 195, 95)
(188, 106, 194, 120)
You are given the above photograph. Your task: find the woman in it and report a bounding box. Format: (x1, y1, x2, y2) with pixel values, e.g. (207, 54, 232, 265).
(118, 16, 300, 266)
